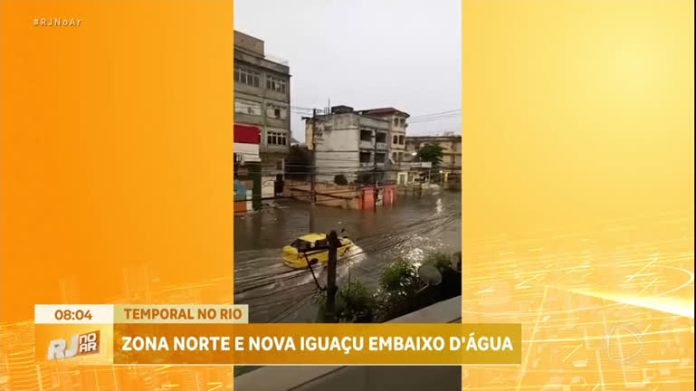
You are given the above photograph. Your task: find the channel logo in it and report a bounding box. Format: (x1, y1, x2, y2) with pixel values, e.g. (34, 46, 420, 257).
(47, 330, 100, 360)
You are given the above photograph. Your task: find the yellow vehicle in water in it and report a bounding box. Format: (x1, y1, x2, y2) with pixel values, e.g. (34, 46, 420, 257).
(282, 232, 354, 269)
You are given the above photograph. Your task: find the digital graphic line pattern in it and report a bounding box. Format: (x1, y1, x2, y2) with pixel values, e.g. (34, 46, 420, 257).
(463, 212, 694, 390)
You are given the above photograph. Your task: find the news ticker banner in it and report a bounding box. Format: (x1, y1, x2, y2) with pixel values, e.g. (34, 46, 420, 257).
(35, 304, 522, 365)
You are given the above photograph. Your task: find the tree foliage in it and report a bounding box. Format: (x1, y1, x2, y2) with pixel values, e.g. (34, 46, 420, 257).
(284, 145, 312, 180)
(334, 174, 348, 185)
(417, 143, 444, 166)
(316, 252, 462, 323)
(335, 280, 375, 323)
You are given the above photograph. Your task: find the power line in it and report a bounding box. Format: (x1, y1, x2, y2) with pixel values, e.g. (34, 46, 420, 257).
(409, 115, 461, 123)
(291, 106, 460, 120)
(409, 109, 461, 119)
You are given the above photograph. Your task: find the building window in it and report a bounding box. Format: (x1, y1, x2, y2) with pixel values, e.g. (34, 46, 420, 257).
(359, 151, 371, 163)
(398, 135, 405, 144)
(266, 76, 287, 93)
(235, 67, 260, 87)
(360, 130, 372, 142)
(376, 132, 387, 143)
(393, 118, 399, 126)
(235, 99, 262, 116)
(393, 135, 398, 144)
(267, 130, 287, 146)
(375, 153, 386, 163)
(266, 104, 288, 120)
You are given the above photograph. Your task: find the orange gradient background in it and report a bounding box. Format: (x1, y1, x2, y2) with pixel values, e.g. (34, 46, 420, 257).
(1, 0, 233, 321)
(1, 0, 234, 390)
(463, 0, 693, 389)
(463, 0, 693, 236)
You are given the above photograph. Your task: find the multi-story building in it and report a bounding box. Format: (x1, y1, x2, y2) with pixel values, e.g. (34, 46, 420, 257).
(404, 133, 461, 185)
(357, 108, 410, 165)
(234, 124, 261, 213)
(305, 105, 397, 183)
(234, 31, 291, 199)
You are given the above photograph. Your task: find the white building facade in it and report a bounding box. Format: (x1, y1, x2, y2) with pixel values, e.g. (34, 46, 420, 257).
(305, 106, 394, 183)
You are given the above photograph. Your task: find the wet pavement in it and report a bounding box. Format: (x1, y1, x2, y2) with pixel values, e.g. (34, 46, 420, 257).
(234, 190, 461, 322)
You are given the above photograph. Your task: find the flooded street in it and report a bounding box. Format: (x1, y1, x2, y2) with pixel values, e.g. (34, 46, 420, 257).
(234, 190, 461, 322)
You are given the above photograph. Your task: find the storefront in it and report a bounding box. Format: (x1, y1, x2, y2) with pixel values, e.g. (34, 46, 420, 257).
(234, 124, 261, 212)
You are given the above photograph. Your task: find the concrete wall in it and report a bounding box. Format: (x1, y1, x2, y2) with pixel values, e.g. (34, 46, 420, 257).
(284, 180, 362, 209)
(284, 181, 396, 210)
(313, 116, 360, 182)
(235, 50, 289, 77)
(315, 151, 360, 182)
(234, 30, 264, 57)
(315, 115, 359, 150)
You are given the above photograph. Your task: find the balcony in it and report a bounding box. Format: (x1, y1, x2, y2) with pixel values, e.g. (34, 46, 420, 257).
(403, 161, 432, 169)
(359, 140, 373, 149)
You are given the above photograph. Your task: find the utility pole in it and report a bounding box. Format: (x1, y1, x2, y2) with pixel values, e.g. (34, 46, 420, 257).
(301, 109, 320, 232)
(310, 108, 317, 206)
(373, 129, 378, 212)
(310, 109, 317, 233)
(325, 230, 341, 322)
(414, 150, 423, 197)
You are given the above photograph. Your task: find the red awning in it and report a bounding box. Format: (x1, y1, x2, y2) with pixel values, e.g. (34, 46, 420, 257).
(234, 124, 260, 144)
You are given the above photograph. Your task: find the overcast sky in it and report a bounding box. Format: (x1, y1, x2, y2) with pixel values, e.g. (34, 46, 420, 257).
(235, 0, 461, 142)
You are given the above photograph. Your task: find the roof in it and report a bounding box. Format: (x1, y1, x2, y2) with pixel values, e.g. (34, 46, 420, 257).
(234, 30, 264, 57)
(299, 233, 326, 242)
(359, 107, 410, 118)
(405, 134, 461, 141)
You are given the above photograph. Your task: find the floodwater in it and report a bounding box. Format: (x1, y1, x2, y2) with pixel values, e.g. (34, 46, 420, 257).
(234, 190, 461, 322)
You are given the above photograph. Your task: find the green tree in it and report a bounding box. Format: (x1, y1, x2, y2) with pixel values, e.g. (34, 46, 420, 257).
(315, 280, 375, 323)
(335, 280, 375, 323)
(376, 259, 421, 321)
(417, 144, 444, 167)
(334, 174, 348, 185)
